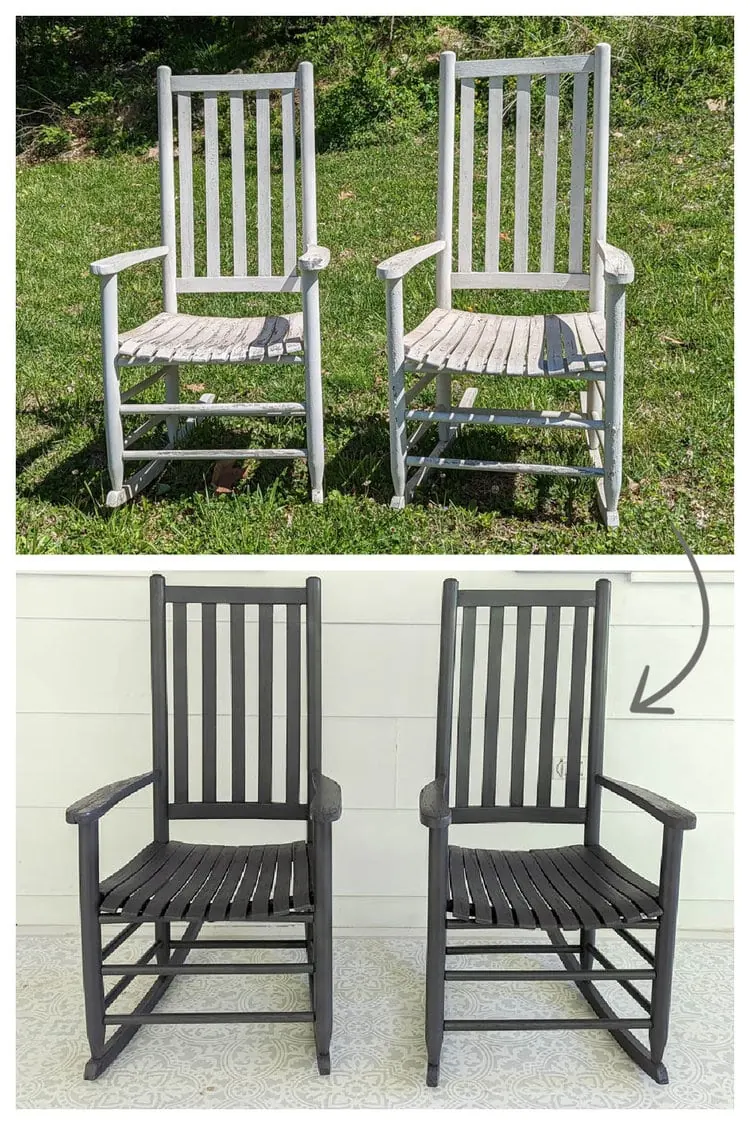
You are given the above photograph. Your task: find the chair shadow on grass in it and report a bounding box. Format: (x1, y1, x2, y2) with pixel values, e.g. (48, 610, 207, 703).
(325, 409, 596, 525)
(18, 396, 597, 527)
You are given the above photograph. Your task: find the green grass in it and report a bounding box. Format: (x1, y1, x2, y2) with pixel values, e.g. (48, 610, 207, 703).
(16, 105, 733, 554)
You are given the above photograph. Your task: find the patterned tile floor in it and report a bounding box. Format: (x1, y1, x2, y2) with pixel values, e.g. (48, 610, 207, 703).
(17, 934, 733, 1109)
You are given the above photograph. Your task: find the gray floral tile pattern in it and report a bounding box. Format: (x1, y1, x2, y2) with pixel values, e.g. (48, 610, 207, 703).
(17, 934, 733, 1109)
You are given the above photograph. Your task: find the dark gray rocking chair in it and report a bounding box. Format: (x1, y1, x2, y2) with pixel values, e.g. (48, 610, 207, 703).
(420, 578, 696, 1087)
(66, 575, 341, 1079)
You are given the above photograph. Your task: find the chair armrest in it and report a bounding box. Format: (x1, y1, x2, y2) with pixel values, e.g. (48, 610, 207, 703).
(376, 240, 446, 281)
(596, 775, 696, 830)
(596, 240, 634, 285)
(65, 771, 157, 825)
(419, 776, 451, 829)
(298, 246, 331, 273)
(90, 246, 170, 278)
(309, 771, 342, 823)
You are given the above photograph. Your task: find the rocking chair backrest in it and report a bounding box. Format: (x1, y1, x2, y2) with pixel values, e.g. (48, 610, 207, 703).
(436, 44, 611, 313)
(149, 575, 322, 840)
(156, 63, 318, 311)
(435, 579, 611, 825)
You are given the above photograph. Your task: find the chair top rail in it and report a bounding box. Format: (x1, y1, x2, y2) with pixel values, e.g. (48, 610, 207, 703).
(165, 585, 309, 605)
(457, 589, 598, 608)
(170, 72, 297, 93)
(455, 54, 595, 80)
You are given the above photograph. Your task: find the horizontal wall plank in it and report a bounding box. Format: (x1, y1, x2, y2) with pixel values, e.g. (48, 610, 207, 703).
(16, 571, 734, 628)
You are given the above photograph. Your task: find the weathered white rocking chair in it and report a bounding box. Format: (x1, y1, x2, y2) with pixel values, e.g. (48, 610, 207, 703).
(90, 63, 329, 508)
(377, 44, 633, 527)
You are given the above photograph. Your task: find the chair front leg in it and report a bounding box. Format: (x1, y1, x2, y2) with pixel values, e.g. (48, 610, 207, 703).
(301, 272, 325, 504)
(425, 825, 449, 1087)
(77, 821, 106, 1075)
(99, 275, 126, 503)
(312, 821, 333, 1074)
(163, 365, 180, 444)
(602, 281, 626, 529)
(650, 825, 685, 1071)
(384, 277, 409, 509)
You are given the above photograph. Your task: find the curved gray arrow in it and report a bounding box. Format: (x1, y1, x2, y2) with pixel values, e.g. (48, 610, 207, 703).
(630, 522, 710, 715)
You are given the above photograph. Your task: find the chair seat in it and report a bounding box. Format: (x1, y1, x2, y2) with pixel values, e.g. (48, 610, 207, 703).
(117, 312, 305, 366)
(98, 840, 312, 922)
(448, 843, 662, 930)
(404, 309, 607, 377)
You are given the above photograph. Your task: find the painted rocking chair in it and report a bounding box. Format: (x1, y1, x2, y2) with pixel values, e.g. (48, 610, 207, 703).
(90, 64, 329, 508)
(420, 579, 696, 1086)
(66, 576, 341, 1078)
(378, 45, 632, 527)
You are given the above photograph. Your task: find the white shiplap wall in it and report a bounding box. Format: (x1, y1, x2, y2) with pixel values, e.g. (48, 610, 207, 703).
(16, 567, 733, 934)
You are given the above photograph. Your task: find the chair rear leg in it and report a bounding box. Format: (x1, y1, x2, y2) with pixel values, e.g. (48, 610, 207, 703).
(312, 829, 333, 1074)
(163, 365, 180, 444)
(155, 921, 171, 966)
(580, 927, 595, 970)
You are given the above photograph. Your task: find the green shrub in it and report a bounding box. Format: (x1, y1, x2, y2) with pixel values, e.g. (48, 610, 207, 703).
(16, 15, 733, 161)
(31, 124, 73, 159)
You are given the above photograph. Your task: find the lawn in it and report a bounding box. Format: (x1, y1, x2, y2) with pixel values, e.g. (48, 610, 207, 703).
(16, 106, 733, 554)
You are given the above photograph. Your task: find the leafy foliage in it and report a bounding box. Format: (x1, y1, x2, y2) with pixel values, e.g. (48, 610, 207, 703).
(17, 15, 733, 159)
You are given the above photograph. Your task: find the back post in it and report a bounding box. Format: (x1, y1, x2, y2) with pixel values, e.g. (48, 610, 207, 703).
(435, 579, 459, 779)
(306, 576, 323, 775)
(156, 66, 178, 313)
(149, 574, 170, 843)
(435, 52, 457, 436)
(583, 577, 612, 846)
(589, 43, 611, 313)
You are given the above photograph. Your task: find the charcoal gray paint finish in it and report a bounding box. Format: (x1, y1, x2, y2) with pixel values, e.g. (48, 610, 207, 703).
(419, 578, 697, 1088)
(66, 575, 341, 1080)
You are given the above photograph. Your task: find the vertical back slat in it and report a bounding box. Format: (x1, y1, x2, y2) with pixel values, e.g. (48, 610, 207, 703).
(285, 604, 302, 803)
(513, 75, 531, 272)
(509, 606, 531, 805)
(569, 72, 589, 272)
(172, 601, 189, 803)
(176, 93, 195, 278)
(540, 74, 560, 272)
(229, 92, 247, 277)
(481, 607, 504, 805)
(565, 606, 589, 807)
(257, 603, 274, 803)
(435, 579, 459, 778)
(150, 576, 169, 841)
(484, 77, 503, 273)
(281, 88, 298, 274)
(230, 603, 246, 802)
(454, 606, 476, 806)
(457, 78, 475, 273)
(204, 93, 220, 276)
(201, 603, 217, 802)
(536, 606, 561, 806)
(256, 90, 272, 275)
